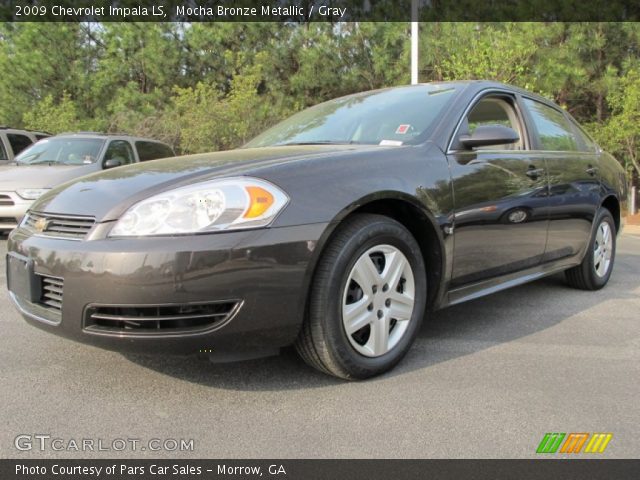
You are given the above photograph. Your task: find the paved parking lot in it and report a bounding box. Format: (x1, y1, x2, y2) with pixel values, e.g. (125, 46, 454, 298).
(1, 234, 638, 459)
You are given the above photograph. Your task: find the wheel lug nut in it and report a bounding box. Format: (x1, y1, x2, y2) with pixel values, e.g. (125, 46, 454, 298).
(377, 310, 383, 318)
(382, 284, 389, 292)
(385, 299, 391, 307)
(372, 286, 378, 294)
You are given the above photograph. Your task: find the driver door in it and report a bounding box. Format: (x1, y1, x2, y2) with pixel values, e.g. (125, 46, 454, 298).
(447, 93, 549, 288)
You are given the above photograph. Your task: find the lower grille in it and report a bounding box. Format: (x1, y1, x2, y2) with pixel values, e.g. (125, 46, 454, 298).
(84, 301, 240, 335)
(0, 217, 17, 223)
(38, 275, 64, 311)
(0, 195, 14, 206)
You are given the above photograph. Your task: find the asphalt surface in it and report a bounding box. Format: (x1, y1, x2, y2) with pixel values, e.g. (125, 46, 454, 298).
(1, 234, 638, 459)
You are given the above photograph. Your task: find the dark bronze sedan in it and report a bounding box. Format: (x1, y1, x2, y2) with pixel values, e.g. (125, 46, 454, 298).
(6, 81, 627, 379)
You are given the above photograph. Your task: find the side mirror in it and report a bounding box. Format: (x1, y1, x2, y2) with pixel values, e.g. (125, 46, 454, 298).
(103, 158, 122, 169)
(459, 125, 520, 149)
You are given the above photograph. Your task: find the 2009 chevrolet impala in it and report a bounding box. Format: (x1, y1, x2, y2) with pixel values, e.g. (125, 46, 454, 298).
(6, 81, 627, 379)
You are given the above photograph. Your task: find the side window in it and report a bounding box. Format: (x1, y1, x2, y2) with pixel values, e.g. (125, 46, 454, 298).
(135, 141, 174, 161)
(7, 133, 34, 156)
(103, 140, 135, 166)
(523, 98, 579, 152)
(35, 134, 50, 141)
(567, 117, 597, 153)
(463, 97, 525, 150)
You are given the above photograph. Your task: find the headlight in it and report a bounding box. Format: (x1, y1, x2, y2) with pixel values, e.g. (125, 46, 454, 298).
(16, 188, 50, 200)
(109, 177, 289, 237)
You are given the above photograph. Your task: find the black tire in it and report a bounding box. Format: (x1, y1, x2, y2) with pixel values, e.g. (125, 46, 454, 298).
(295, 214, 427, 380)
(565, 208, 616, 290)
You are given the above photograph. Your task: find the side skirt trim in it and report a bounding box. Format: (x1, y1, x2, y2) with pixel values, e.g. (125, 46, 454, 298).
(445, 257, 581, 307)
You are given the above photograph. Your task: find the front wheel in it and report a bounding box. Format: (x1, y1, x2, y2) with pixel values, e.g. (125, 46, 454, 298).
(565, 208, 616, 290)
(295, 214, 427, 380)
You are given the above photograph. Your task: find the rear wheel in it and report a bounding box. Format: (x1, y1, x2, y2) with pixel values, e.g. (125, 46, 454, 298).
(295, 214, 427, 379)
(565, 208, 616, 290)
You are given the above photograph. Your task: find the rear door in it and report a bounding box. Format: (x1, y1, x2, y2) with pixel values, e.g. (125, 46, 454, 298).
(521, 98, 601, 262)
(447, 92, 549, 287)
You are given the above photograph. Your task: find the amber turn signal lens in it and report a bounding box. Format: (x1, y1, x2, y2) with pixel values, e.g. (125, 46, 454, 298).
(244, 186, 275, 218)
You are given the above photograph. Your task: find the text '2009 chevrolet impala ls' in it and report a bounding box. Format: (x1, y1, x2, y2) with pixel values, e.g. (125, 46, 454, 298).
(6, 82, 627, 379)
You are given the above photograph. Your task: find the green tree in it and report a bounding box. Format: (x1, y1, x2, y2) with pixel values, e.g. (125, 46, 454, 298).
(420, 23, 548, 87)
(531, 23, 635, 120)
(0, 23, 95, 126)
(163, 55, 273, 153)
(91, 23, 184, 133)
(22, 93, 86, 134)
(591, 69, 640, 180)
(0, 19, 638, 180)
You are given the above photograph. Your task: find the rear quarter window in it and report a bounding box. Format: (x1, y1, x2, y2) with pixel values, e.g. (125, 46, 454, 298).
(135, 141, 175, 161)
(7, 133, 34, 156)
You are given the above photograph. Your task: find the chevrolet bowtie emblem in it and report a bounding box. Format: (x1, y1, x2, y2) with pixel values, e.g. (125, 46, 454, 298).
(34, 217, 49, 232)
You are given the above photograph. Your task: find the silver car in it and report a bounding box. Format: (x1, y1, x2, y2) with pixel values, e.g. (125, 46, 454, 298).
(0, 133, 175, 232)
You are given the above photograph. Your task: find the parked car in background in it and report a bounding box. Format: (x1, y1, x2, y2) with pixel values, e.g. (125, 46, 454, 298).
(6, 82, 627, 379)
(0, 133, 175, 232)
(0, 127, 50, 166)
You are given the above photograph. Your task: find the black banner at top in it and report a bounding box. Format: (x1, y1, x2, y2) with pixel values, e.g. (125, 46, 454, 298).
(3, 0, 640, 22)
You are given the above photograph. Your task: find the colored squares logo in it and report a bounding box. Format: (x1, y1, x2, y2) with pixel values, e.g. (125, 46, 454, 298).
(584, 433, 613, 453)
(536, 433, 612, 454)
(560, 433, 589, 453)
(536, 433, 565, 453)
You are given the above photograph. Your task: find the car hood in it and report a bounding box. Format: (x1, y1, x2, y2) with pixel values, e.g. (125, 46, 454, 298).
(32, 145, 380, 221)
(0, 164, 96, 190)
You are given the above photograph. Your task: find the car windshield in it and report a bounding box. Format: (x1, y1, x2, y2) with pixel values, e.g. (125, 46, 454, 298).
(15, 138, 105, 165)
(244, 85, 458, 148)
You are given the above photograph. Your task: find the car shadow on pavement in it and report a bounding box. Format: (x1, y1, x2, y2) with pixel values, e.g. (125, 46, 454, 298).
(123, 246, 639, 391)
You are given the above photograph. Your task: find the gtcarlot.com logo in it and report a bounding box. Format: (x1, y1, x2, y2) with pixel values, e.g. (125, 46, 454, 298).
(536, 433, 613, 454)
(14, 434, 194, 453)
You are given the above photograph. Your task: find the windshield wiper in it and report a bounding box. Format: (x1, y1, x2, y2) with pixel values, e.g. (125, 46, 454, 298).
(23, 159, 59, 165)
(276, 140, 362, 146)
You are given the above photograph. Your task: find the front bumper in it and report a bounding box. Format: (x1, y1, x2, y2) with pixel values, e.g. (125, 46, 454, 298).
(0, 192, 31, 230)
(7, 222, 327, 355)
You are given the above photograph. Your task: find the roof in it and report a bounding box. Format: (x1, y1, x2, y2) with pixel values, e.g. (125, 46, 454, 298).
(53, 132, 170, 144)
(0, 126, 51, 135)
(330, 80, 557, 110)
(413, 80, 557, 106)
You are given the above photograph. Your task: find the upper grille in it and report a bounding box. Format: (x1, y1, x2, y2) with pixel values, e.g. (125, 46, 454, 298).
(38, 274, 64, 311)
(0, 194, 14, 206)
(84, 302, 240, 335)
(24, 212, 95, 239)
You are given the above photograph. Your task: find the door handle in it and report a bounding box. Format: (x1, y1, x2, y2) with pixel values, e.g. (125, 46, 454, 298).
(525, 167, 545, 179)
(586, 165, 599, 176)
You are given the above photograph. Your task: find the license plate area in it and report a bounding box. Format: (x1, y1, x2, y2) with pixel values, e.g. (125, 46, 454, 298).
(6, 252, 41, 303)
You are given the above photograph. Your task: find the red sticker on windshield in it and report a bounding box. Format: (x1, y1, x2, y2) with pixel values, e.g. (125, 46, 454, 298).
(396, 124, 410, 134)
